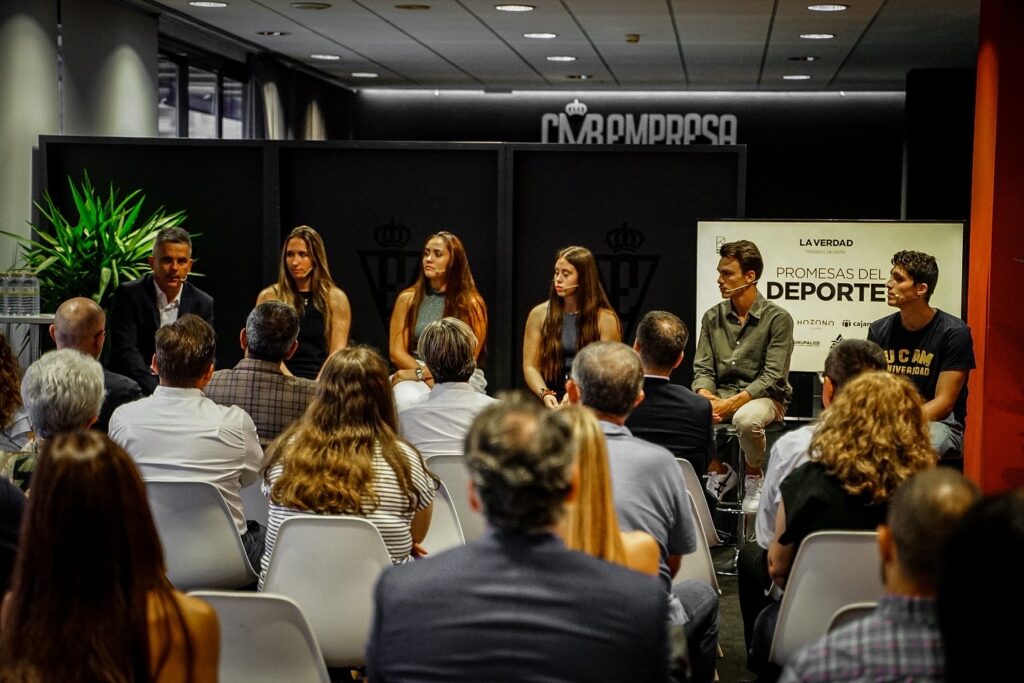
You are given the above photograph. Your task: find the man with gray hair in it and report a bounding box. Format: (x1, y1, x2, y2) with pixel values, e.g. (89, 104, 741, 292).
(205, 301, 316, 447)
(21, 349, 106, 441)
(368, 393, 668, 681)
(781, 468, 980, 682)
(398, 317, 497, 458)
(110, 226, 214, 394)
(567, 340, 720, 683)
(49, 297, 142, 432)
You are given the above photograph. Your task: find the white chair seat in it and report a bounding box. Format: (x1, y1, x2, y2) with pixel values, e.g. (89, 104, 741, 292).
(674, 492, 721, 594)
(676, 458, 723, 547)
(425, 454, 487, 542)
(420, 480, 465, 555)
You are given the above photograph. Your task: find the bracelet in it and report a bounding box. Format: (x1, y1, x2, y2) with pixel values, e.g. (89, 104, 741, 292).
(539, 388, 556, 399)
(415, 367, 424, 381)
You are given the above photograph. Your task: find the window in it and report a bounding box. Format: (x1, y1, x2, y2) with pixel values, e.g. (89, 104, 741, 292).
(158, 40, 249, 139)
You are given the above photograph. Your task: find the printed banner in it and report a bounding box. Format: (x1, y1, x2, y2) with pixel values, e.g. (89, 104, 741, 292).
(695, 221, 965, 372)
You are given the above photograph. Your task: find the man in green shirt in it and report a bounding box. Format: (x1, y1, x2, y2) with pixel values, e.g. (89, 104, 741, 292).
(692, 240, 794, 513)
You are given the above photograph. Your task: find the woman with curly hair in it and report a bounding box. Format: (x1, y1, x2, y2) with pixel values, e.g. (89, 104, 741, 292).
(523, 246, 621, 407)
(389, 231, 488, 403)
(0, 333, 30, 452)
(0, 431, 219, 683)
(258, 346, 436, 589)
(258, 225, 351, 379)
(560, 406, 658, 577)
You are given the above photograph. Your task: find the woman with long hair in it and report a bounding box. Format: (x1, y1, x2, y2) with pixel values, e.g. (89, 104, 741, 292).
(523, 246, 621, 407)
(259, 346, 437, 588)
(0, 431, 219, 683)
(389, 231, 488, 397)
(0, 333, 30, 452)
(257, 225, 351, 379)
(560, 406, 659, 577)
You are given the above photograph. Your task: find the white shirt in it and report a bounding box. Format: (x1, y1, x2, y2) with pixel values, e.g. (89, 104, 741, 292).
(755, 423, 817, 549)
(154, 279, 183, 327)
(398, 382, 498, 458)
(108, 386, 263, 534)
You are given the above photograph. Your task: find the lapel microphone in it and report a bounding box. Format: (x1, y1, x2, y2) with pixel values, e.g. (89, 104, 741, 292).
(722, 280, 757, 294)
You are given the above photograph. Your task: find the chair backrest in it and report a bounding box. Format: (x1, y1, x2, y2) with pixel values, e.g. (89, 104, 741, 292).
(769, 531, 884, 665)
(261, 516, 393, 668)
(240, 481, 269, 528)
(189, 591, 330, 683)
(424, 454, 487, 542)
(145, 479, 257, 591)
(420, 480, 465, 555)
(827, 601, 878, 633)
(674, 492, 721, 594)
(676, 458, 722, 547)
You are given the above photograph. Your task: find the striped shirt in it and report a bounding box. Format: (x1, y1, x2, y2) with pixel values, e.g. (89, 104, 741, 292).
(258, 441, 436, 589)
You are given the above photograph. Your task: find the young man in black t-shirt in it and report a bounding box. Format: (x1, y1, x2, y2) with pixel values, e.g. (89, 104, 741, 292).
(867, 250, 975, 456)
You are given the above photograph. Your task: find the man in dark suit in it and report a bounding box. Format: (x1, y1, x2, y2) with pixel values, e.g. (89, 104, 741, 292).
(109, 227, 214, 394)
(367, 393, 669, 683)
(49, 297, 143, 432)
(627, 310, 714, 477)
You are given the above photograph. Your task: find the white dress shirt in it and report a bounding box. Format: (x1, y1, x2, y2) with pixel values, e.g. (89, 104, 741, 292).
(398, 382, 498, 459)
(108, 386, 263, 534)
(755, 423, 817, 549)
(154, 279, 183, 327)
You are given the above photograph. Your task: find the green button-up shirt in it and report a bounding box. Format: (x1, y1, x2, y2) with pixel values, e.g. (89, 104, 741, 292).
(691, 292, 794, 408)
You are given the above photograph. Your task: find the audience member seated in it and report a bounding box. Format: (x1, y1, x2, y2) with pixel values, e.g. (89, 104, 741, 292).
(0, 431, 218, 682)
(627, 310, 714, 477)
(0, 332, 30, 452)
(0, 477, 24, 594)
(108, 314, 264, 568)
(49, 297, 143, 432)
(749, 372, 938, 676)
(205, 301, 316, 447)
(561, 405, 659, 577)
(259, 346, 436, 589)
(938, 488, 1024, 682)
(740, 339, 886, 653)
(110, 226, 214, 394)
(780, 467, 979, 683)
(20, 349, 105, 446)
(398, 317, 497, 458)
(567, 341, 720, 683)
(367, 393, 669, 682)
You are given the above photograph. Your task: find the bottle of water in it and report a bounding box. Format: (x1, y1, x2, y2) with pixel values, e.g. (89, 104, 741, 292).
(16, 272, 30, 316)
(28, 274, 40, 316)
(0, 273, 9, 316)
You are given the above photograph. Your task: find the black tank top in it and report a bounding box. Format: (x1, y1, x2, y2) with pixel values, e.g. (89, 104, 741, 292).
(289, 295, 327, 379)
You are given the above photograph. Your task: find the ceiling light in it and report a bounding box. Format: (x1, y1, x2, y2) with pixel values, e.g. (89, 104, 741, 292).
(800, 33, 835, 39)
(808, 4, 848, 11)
(789, 56, 819, 61)
(546, 55, 576, 62)
(783, 74, 812, 80)
(310, 54, 341, 61)
(495, 4, 535, 12)
(291, 2, 331, 9)
(257, 30, 289, 36)
(523, 32, 557, 39)
(351, 72, 378, 78)
(189, 1, 228, 7)
(395, 3, 431, 8)
(567, 74, 591, 80)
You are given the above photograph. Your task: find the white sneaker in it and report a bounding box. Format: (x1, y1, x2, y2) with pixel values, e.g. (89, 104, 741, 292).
(705, 463, 738, 502)
(742, 475, 764, 515)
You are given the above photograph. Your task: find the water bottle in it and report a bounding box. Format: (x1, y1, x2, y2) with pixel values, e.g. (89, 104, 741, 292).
(16, 272, 30, 316)
(28, 274, 40, 316)
(0, 273, 9, 316)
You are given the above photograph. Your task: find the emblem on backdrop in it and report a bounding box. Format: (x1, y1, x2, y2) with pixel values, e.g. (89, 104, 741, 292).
(596, 222, 659, 340)
(358, 219, 421, 331)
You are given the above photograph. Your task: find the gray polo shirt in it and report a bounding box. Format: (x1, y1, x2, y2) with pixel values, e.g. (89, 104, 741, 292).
(692, 291, 795, 408)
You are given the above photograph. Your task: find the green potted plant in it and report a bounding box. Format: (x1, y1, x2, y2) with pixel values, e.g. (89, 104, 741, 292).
(1, 171, 188, 313)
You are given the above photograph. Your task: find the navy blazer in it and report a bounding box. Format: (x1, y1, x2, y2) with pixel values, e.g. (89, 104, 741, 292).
(626, 376, 715, 475)
(367, 530, 669, 682)
(109, 273, 214, 394)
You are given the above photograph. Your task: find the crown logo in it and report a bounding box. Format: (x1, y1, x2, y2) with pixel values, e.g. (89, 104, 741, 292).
(374, 218, 411, 250)
(606, 222, 645, 253)
(564, 98, 588, 116)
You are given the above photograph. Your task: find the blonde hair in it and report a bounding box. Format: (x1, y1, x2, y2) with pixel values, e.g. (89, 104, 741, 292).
(561, 406, 628, 568)
(809, 371, 937, 504)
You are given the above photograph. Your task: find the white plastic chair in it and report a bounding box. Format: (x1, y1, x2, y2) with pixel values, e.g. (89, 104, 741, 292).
(261, 516, 392, 668)
(425, 454, 487, 542)
(241, 481, 269, 528)
(827, 601, 878, 633)
(676, 458, 723, 547)
(189, 591, 331, 683)
(769, 531, 883, 666)
(145, 479, 257, 591)
(674, 492, 721, 594)
(420, 480, 465, 555)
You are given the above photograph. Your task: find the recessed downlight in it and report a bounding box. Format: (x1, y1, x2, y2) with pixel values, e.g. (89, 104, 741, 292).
(395, 3, 431, 9)
(783, 74, 812, 80)
(523, 32, 557, 39)
(495, 4, 535, 11)
(567, 74, 591, 80)
(291, 2, 331, 9)
(257, 30, 290, 36)
(789, 56, 819, 62)
(808, 4, 848, 11)
(310, 53, 341, 61)
(800, 33, 835, 39)
(189, 1, 228, 6)
(546, 55, 576, 62)
(351, 72, 378, 78)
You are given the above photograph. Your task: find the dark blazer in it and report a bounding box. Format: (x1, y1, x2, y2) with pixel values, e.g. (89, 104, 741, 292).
(109, 273, 214, 394)
(627, 376, 715, 475)
(367, 530, 669, 682)
(95, 369, 143, 433)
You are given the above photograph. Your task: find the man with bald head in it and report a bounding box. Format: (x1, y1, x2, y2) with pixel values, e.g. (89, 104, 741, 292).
(50, 297, 143, 432)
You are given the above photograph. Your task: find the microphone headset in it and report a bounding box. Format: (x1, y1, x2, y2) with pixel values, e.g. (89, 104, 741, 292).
(722, 279, 758, 294)
(554, 280, 580, 291)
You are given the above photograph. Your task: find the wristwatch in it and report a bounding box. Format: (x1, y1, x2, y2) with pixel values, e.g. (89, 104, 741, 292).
(415, 367, 424, 381)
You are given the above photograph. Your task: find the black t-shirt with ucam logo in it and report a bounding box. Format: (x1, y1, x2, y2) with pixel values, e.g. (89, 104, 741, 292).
(867, 309, 976, 426)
